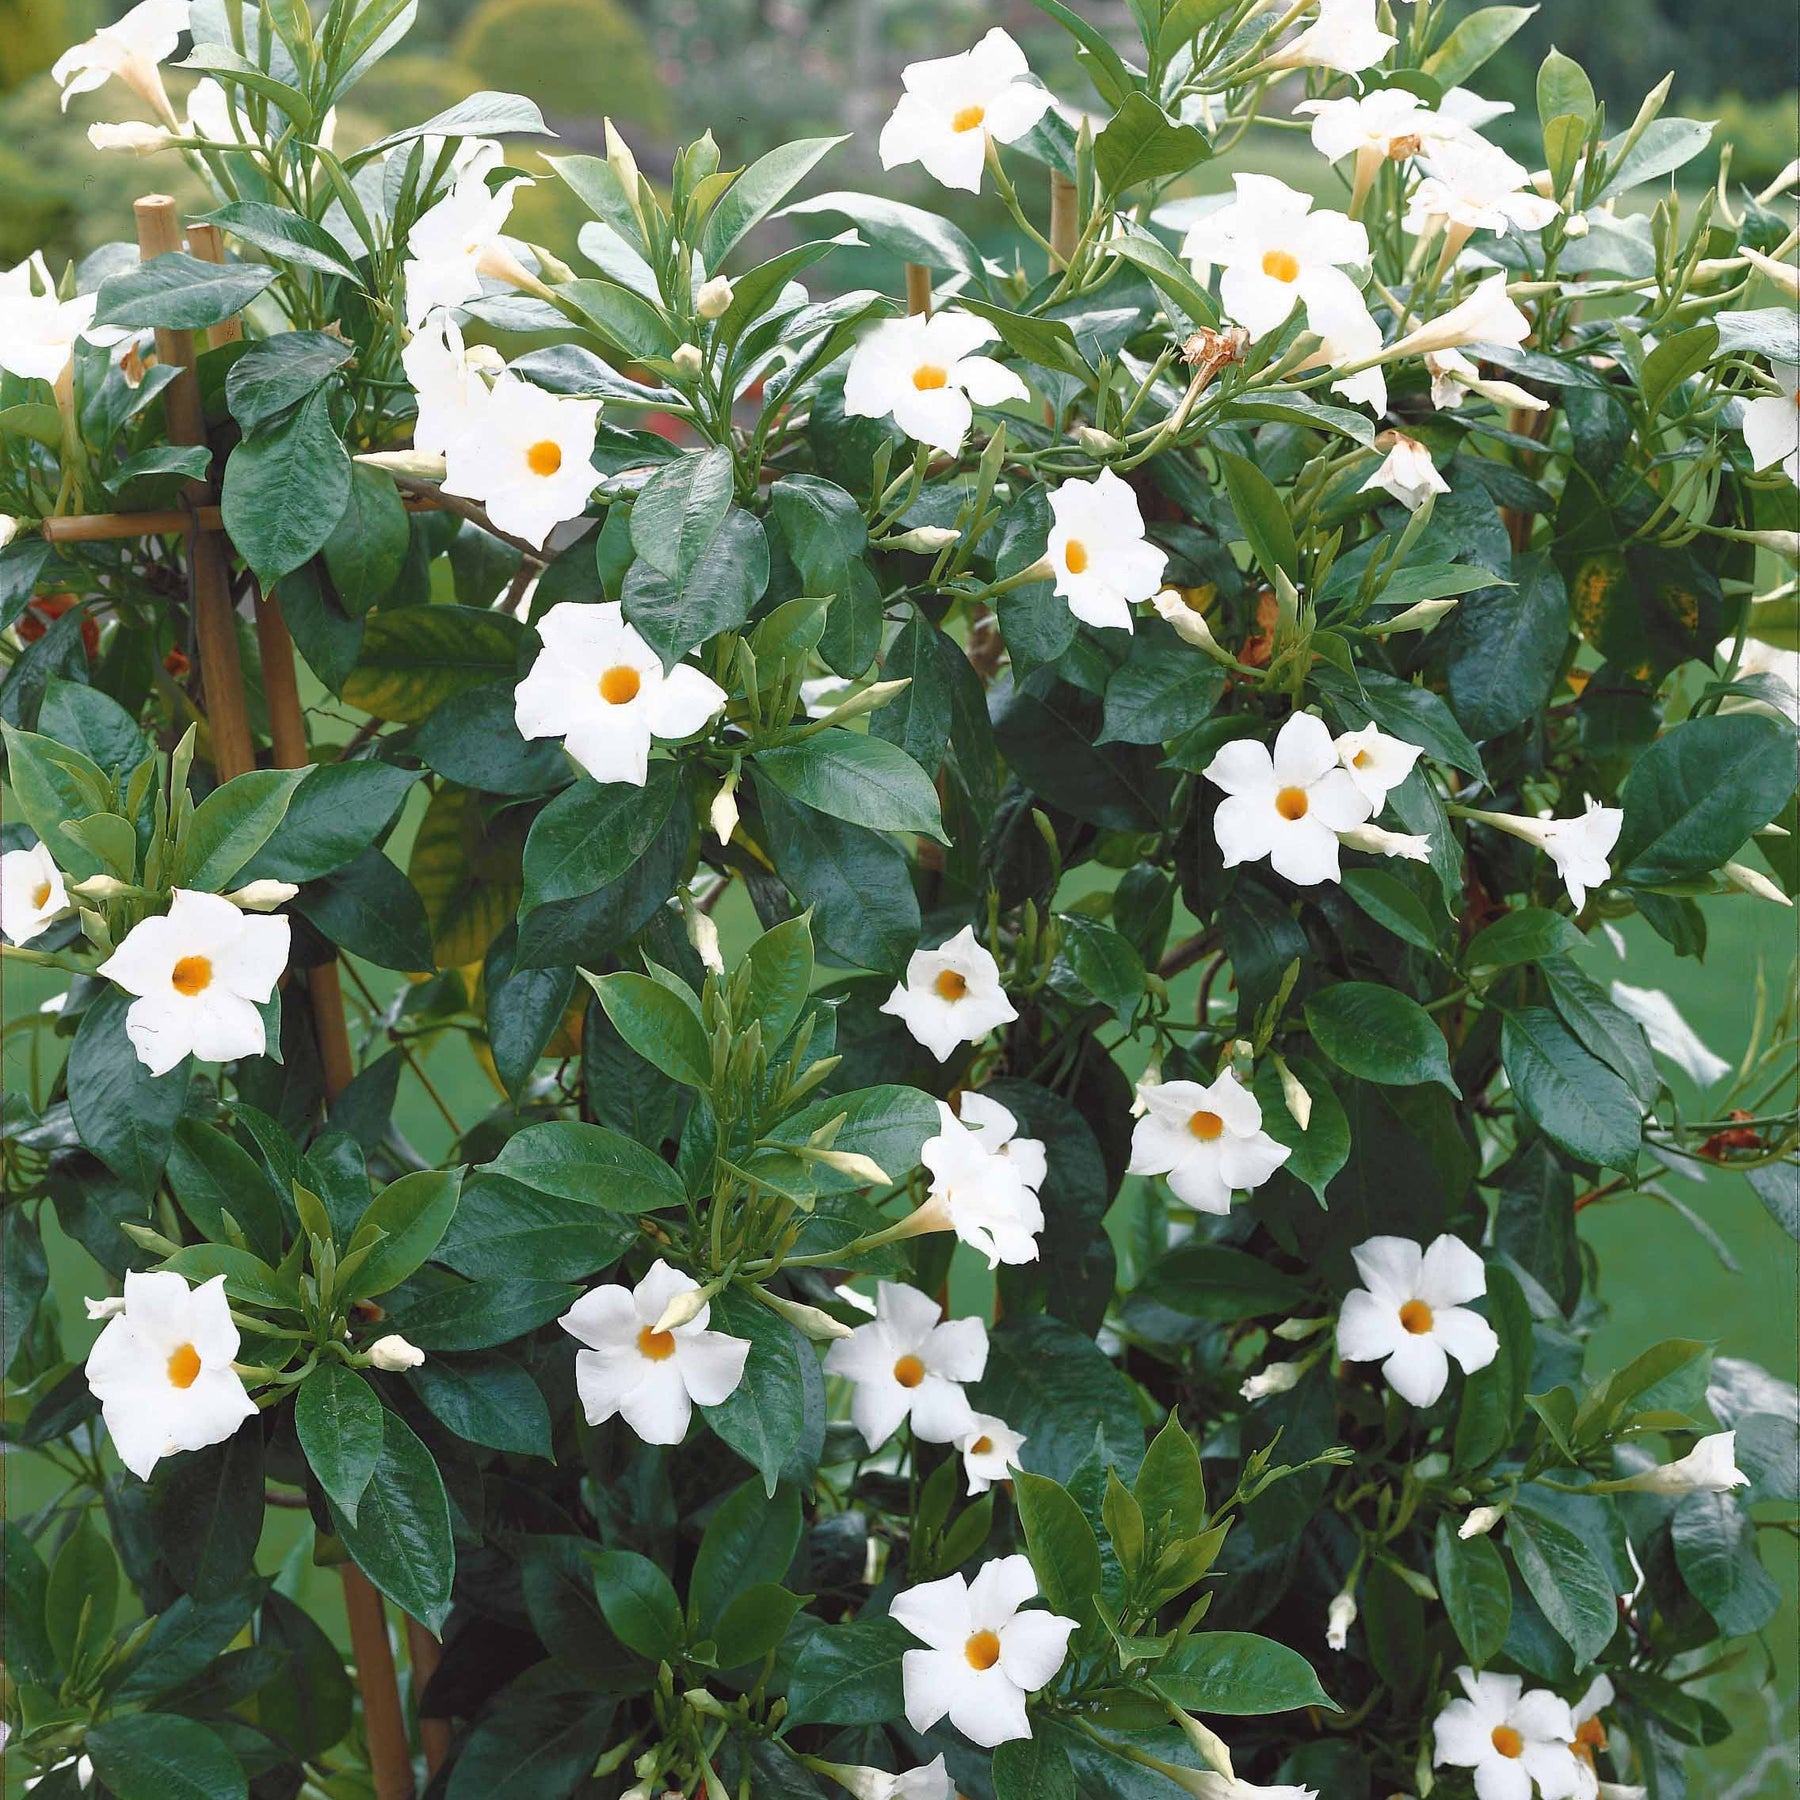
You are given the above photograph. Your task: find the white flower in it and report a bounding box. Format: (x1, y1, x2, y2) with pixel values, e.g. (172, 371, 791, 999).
(442, 374, 599, 549)
(403, 312, 488, 459)
(1182, 1781, 1317, 1800)
(695, 275, 735, 320)
(816, 1756, 956, 1800)
(183, 75, 251, 144)
(83, 1271, 257, 1480)
(1362, 433, 1450, 513)
(823, 1280, 987, 1450)
(1460, 1504, 1504, 1538)
(1046, 468, 1169, 632)
(1604, 1431, 1750, 1495)
(1740, 361, 1799, 485)
(1718, 635, 1800, 723)
(1427, 347, 1549, 413)
(1181, 174, 1371, 345)
(1326, 1589, 1357, 1651)
(879, 923, 1018, 1061)
(84, 1294, 126, 1321)
(1333, 724, 1425, 810)
(1299, 87, 1442, 165)
(891, 1554, 1077, 1747)
(918, 1092, 1046, 1268)
(958, 1412, 1027, 1495)
(1571, 1674, 1613, 1776)
(23, 1753, 94, 1793)
(1128, 1071, 1291, 1215)
(367, 1334, 425, 1371)
(878, 28, 1053, 194)
(403, 166, 531, 328)
(558, 1259, 750, 1446)
(0, 514, 15, 549)
(1, 842, 70, 945)
(1607, 982, 1731, 1087)
(1241, 1359, 1307, 1402)
(0, 286, 128, 388)
(1203, 711, 1374, 887)
(1434, 1667, 1587, 1800)
(1384, 275, 1532, 361)
(1468, 798, 1623, 911)
(1301, 297, 1389, 412)
(96, 889, 289, 1077)
(1339, 821, 1433, 861)
(87, 119, 173, 154)
(52, 0, 188, 124)
(843, 312, 1028, 455)
(514, 601, 725, 787)
(1266, 0, 1396, 74)
(1438, 86, 1516, 134)
(1407, 140, 1561, 243)
(1337, 1234, 1498, 1408)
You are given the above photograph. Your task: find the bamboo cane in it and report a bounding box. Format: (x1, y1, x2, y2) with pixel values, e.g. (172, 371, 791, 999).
(1049, 172, 1078, 271)
(39, 492, 446, 544)
(904, 262, 933, 318)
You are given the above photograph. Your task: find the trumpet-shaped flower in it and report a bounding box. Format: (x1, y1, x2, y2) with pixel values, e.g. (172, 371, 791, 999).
(1129, 1072, 1291, 1214)
(1407, 140, 1561, 244)
(403, 166, 532, 328)
(1265, 0, 1396, 74)
(1182, 175, 1371, 345)
(958, 1412, 1027, 1495)
(1203, 711, 1374, 887)
(1384, 275, 1532, 361)
(1046, 468, 1169, 632)
(514, 601, 726, 785)
(880, 923, 1018, 1061)
(1333, 723, 1425, 810)
(403, 311, 488, 458)
(442, 374, 599, 548)
(1718, 634, 1800, 724)
(1604, 1431, 1749, 1495)
(1468, 798, 1623, 911)
(1, 841, 70, 946)
(1427, 347, 1549, 413)
(83, 1271, 257, 1480)
(891, 1554, 1077, 1747)
(1607, 982, 1731, 1087)
(97, 888, 289, 1077)
(843, 311, 1028, 455)
(812, 1757, 955, 1800)
(1184, 1781, 1318, 1800)
(823, 1280, 987, 1450)
(1337, 1234, 1498, 1407)
(1433, 1667, 1587, 1800)
(1363, 433, 1451, 513)
(918, 1092, 1046, 1268)
(879, 28, 1053, 194)
(1740, 361, 1799, 485)
(87, 118, 174, 155)
(1339, 821, 1433, 862)
(52, 0, 188, 123)
(558, 1259, 750, 1445)
(0, 284, 129, 388)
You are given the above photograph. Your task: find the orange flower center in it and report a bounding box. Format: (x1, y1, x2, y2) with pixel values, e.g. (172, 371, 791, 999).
(1188, 1110, 1225, 1141)
(1262, 248, 1301, 283)
(964, 1628, 1002, 1670)
(1352, 749, 1373, 768)
(970, 1435, 994, 1455)
(913, 364, 949, 391)
(1064, 539, 1089, 575)
(171, 955, 213, 996)
(1490, 1726, 1523, 1759)
(526, 439, 563, 476)
(167, 1343, 202, 1388)
(599, 664, 642, 705)
(1575, 1717, 1606, 1752)
(934, 969, 968, 1000)
(1275, 787, 1310, 821)
(893, 1354, 926, 1389)
(1399, 1300, 1434, 1335)
(952, 104, 987, 134)
(637, 1326, 677, 1361)
(31, 881, 52, 909)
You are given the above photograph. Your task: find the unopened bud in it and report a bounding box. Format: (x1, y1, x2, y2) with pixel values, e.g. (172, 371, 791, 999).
(356, 449, 448, 480)
(1240, 1359, 1305, 1403)
(1460, 1504, 1505, 1539)
(671, 342, 704, 378)
(805, 1148, 892, 1187)
(1724, 861, 1792, 905)
(1273, 1053, 1311, 1130)
(1368, 595, 1461, 635)
(367, 1334, 425, 1371)
(89, 120, 174, 156)
(1338, 821, 1432, 862)
(686, 904, 724, 974)
(224, 879, 298, 911)
(1076, 425, 1124, 456)
(1326, 1589, 1357, 1651)
(758, 1290, 854, 1342)
(1170, 1710, 1234, 1779)
(1272, 1314, 1330, 1341)
(652, 1286, 711, 1334)
(1563, 212, 1590, 238)
(709, 774, 740, 844)
(85, 1294, 126, 1321)
(1151, 588, 1229, 658)
(0, 515, 17, 551)
(70, 875, 130, 901)
(695, 276, 735, 320)
(886, 525, 961, 552)
(683, 1686, 733, 1718)
(464, 342, 507, 374)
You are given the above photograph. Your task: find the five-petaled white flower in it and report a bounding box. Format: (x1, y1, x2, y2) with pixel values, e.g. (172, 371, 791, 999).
(1467, 798, 1623, 911)
(1337, 1234, 1498, 1408)
(892, 1554, 1077, 1747)
(1, 841, 70, 946)
(880, 923, 1018, 1061)
(83, 1271, 257, 1480)
(823, 1280, 987, 1450)
(1046, 468, 1169, 632)
(957, 1411, 1027, 1496)
(918, 1091, 1047, 1268)
(514, 601, 727, 787)
(0, 281, 129, 388)
(402, 311, 489, 458)
(442, 373, 599, 549)
(1406, 140, 1561, 248)
(1297, 88, 1470, 211)
(558, 1259, 750, 1446)
(1605, 1430, 1749, 1495)
(1181, 174, 1371, 345)
(1203, 711, 1374, 887)
(1607, 982, 1731, 1087)
(1128, 1072, 1291, 1215)
(843, 312, 1028, 455)
(1362, 433, 1450, 513)
(1266, 0, 1396, 73)
(403, 162, 532, 328)
(1384, 275, 1533, 362)
(52, 0, 189, 124)
(1739, 360, 1799, 485)
(97, 888, 289, 1077)
(1433, 1667, 1587, 1800)
(1334, 723, 1425, 811)
(878, 27, 1052, 194)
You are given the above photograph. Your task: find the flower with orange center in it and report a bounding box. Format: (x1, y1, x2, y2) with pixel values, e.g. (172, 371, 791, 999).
(1, 840, 70, 947)
(878, 27, 1053, 193)
(824, 1281, 988, 1451)
(441, 373, 600, 550)
(1337, 1234, 1498, 1408)
(1333, 722, 1426, 810)
(843, 311, 1029, 455)
(880, 924, 1018, 1062)
(51, 0, 189, 125)
(1044, 468, 1169, 633)
(1433, 1666, 1587, 1800)
(558, 1259, 750, 1446)
(1129, 1071, 1291, 1215)
(916, 1091, 1047, 1269)
(97, 888, 290, 1077)
(83, 1271, 257, 1480)
(402, 155, 531, 328)
(957, 1410, 1027, 1496)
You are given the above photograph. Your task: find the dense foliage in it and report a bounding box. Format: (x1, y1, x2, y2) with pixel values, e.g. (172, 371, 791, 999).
(2, 2, 1798, 1798)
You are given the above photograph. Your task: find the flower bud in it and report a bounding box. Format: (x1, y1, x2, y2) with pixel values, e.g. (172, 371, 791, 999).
(709, 774, 740, 844)
(367, 1335, 425, 1371)
(1240, 1359, 1305, 1403)
(1272, 1315, 1329, 1342)
(1169, 1710, 1234, 1778)
(1151, 588, 1229, 658)
(1563, 212, 1590, 238)
(85, 1294, 126, 1321)
(1338, 821, 1432, 862)
(671, 343, 704, 378)
(88, 120, 174, 156)
(805, 1148, 893, 1187)
(759, 1291, 855, 1342)
(1273, 1053, 1311, 1130)
(885, 525, 961, 552)
(464, 343, 508, 374)
(1076, 425, 1124, 456)
(1595, 1431, 1749, 1495)
(686, 903, 724, 974)
(1742, 245, 1800, 299)
(1460, 1504, 1505, 1539)
(651, 1287, 711, 1335)
(1724, 861, 1792, 905)
(0, 515, 17, 550)
(356, 449, 448, 480)
(224, 879, 298, 912)
(70, 875, 131, 901)
(1326, 1589, 1357, 1651)
(695, 275, 735, 320)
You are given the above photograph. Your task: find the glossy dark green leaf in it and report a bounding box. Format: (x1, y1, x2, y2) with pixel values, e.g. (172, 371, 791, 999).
(223, 330, 355, 432)
(701, 1288, 821, 1495)
(488, 1119, 687, 1213)
(1306, 984, 1460, 1095)
(237, 759, 420, 885)
(783, 1615, 909, 1726)
(327, 1408, 454, 1632)
(93, 251, 274, 330)
(691, 1480, 802, 1631)
(593, 1549, 683, 1660)
(68, 988, 191, 1197)
(86, 1713, 248, 1800)
(1433, 1516, 1512, 1665)
(755, 730, 948, 841)
(222, 389, 351, 587)
(1505, 1505, 1616, 1668)
(520, 761, 680, 913)
(294, 1363, 384, 1525)
(1015, 1470, 1103, 1622)
(1151, 1630, 1335, 1715)
(1501, 1007, 1641, 1172)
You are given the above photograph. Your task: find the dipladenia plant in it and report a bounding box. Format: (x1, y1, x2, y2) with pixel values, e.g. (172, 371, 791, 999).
(1, 0, 1797, 1796)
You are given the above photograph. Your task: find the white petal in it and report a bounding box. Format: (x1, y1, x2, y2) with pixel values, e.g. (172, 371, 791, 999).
(616, 1356, 693, 1444)
(997, 1609, 1075, 1689)
(1351, 1235, 1423, 1303)
(1337, 1288, 1403, 1363)
(1383, 1332, 1450, 1407)
(1417, 1233, 1488, 1308)
(1431, 1305, 1499, 1375)
(678, 1329, 750, 1407)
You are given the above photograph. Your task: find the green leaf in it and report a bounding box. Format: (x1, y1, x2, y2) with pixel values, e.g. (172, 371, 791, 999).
(0, 1208, 46, 1380)
(37, 677, 144, 776)
(46, 1510, 116, 1674)
(1058, 914, 1146, 1026)
(68, 988, 190, 1196)
(327, 1407, 454, 1632)
(691, 1480, 802, 1632)
(1152, 1630, 1335, 1715)
(205, 202, 364, 284)
(385, 1277, 578, 1352)
(621, 508, 769, 665)
(0, 722, 113, 877)
(1536, 47, 1596, 134)
(1015, 1470, 1104, 1623)
(1501, 1007, 1641, 1172)
(345, 1168, 462, 1299)
(224, 330, 355, 432)
(1506, 1506, 1616, 1668)
(1100, 627, 1224, 746)
(702, 135, 851, 268)
(1423, 5, 1535, 86)
(592, 1549, 683, 1660)
(701, 1288, 819, 1495)
(1669, 1491, 1782, 1637)
(322, 466, 410, 614)
(992, 1737, 1078, 1800)
(742, 915, 815, 1045)
(341, 604, 525, 724)
(1465, 908, 1585, 980)
(755, 730, 948, 841)
(294, 1363, 383, 1526)
(973, 1315, 1143, 1485)
(1639, 323, 1718, 419)
(3, 1525, 55, 1686)
(1135, 1413, 1206, 1538)
(293, 845, 434, 972)
(86, 1713, 247, 1800)
(1252, 1053, 1350, 1204)
(783, 1616, 909, 1726)
(1305, 984, 1460, 1095)
(92, 251, 274, 331)
(520, 763, 679, 914)
(782, 191, 981, 279)
(488, 1119, 686, 1212)
(1217, 450, 1298, 583)
(1341, 867, 1439, 951)
(237, 759, 421, 885)
(179, 768, 308, 891)
(631, 446, 734, 583)
(357, 90, 552, 160)
(221, 388, 351, 586)
(1434, 1516, 1511, 1665)
(713, 1582, 805, 1668)
(435, 1174, 636, 1282)
(1132, 1243, 1307, 1323)
(114, 1586, 262, 1707)
(590, 971, 711, 1088)
(441, 1666, 616, 1800)
(1441, 557, 1569, 744)
(1024, 0, 1133, 104)
(957, 298, 1090, 377)
(409, 1351, 552, 1458)
(1095, 92, 1209, 191)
